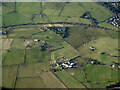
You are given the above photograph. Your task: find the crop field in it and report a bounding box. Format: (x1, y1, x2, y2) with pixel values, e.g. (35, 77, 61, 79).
(2, 39, 13, 49)
(3, 49, 25, 65)
(26, 49, 50, 64)
(54, 70, 85, 88)
(16, 77, 47, 88)
(39, 71, 66, 88)
(2, 66, 18, 88)
(64, 26, 110, 49)
(78, 37, 118, 65)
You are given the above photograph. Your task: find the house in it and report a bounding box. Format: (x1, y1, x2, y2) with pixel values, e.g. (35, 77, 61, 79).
(90, 46, 96, 51)
(33, 39, 40, 42)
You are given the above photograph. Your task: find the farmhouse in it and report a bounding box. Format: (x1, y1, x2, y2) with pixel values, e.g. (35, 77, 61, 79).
(33, 39, 40, 42)
(90, 46, 96, 51)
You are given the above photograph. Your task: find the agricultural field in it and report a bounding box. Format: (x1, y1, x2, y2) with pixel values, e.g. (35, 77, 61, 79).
(83, 64, 119, 85)
(16, 77, 47, 88)
(2, 66, 18, 88)
(1, 2, 119, 89)
(78, 37, 118, 65)
(39, 72, 66, 88)
(54, 70, 85, 88)
(64, 26, 111, 49)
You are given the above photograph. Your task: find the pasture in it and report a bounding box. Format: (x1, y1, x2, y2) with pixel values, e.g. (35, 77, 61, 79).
(78, 2, 113, 22)
(8, 28, 41, 39)
(51, 41, 79, 60)
(10, 39, 25, 49)
(3, 49, 25, 65)
(16, 77, 46, 88)
(39, 71, 66, 88)
(2, 65, 18, 88)
(98, 22, 118, 31)
(84, 64, 119, 83)
(54, 70, 85, 88)
(18, 63, 50, 77)
(64, 26, 110, 49)
(78, 37, 118, 65)
(26, 49, 50, 64)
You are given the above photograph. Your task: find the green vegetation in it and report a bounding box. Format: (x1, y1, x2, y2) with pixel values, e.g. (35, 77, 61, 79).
(10, 39, 25, 49)
(8, 28, 41, 39)
(3, 50, 24, 65)
(65, 26, 110, 49)
(78, 2, 113, 22)
(78, 37, 118, 65)
(40, 72, 66, 88)
(98, 22, 118, 31)
(26, 49, 50, 64)
(16, 77, 46, 88)
(84, 64, 119, 83)
(2, 66, 18, 88)
(54, 71, 85, 88)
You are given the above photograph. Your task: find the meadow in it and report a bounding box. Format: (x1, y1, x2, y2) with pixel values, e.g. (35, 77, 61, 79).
(54, 70, 85, 88)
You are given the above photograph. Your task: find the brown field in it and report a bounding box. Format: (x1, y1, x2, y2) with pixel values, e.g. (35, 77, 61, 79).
(2, 39, 13, 49)
(39, 71, 66, 88)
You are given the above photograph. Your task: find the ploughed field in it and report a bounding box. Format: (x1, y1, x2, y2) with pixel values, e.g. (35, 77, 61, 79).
(1, 2, 119, 88)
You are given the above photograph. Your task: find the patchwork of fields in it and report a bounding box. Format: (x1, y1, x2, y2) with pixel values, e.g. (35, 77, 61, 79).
(2, 2, 119, 89)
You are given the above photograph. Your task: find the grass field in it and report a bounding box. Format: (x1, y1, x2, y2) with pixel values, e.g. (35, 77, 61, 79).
(51, 41, 79, 60)
(18, 63, 50, 77)
(39, 71, 66, 88)
(16, 77, 47, 88)
(78, 37, 118, 65)
(31, 30, 62, 42)
(8, 28, 41, 39)
(2, 65, 18, 88)
(98, 22, 118, 31)
(61, 3, 85, 17)
(3, 49, 24, 65)
(26, 49, 50, 64)
(2, 39, 13, 49)
(10, 39, 25, 49)
(54, 70, 85, 88)
(78, 2, 113, 22)
(2, 50, 7, 62)
(84, 64, 119, 83)
(65, 26, 110, 49)
(43, 2, 66, 16)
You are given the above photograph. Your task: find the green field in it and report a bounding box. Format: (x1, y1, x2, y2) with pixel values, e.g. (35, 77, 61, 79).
(78, 2, 113, 22)
(54, 70, 85, 88)
(98, 22, 119, 31)
(18, 63, 49, 77)
(78, 37, 118, 65)
(3, 50, 24, 65)
(84, 64, 119, 83)
(26, 49, 50, 64)
(16, 77, 47, 88)
(65, 26, 110, 49)
(51, 41, 79, 60)
(39, 72, 66, 88)
(2, 66, 18, 88)
(10, 39, 25, 49)
(8, 28, 41, 39)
